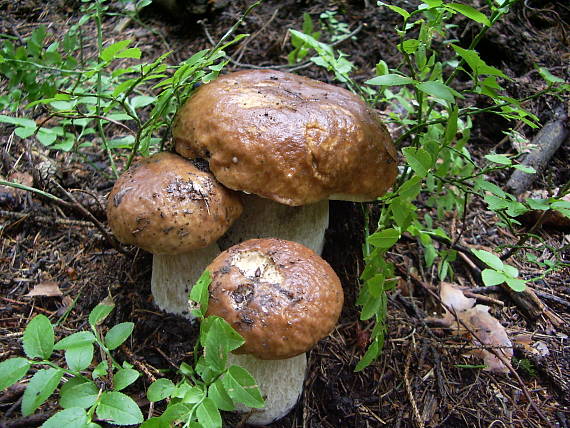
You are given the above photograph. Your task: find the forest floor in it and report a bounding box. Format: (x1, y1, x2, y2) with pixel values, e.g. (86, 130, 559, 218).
(0, 0, 569, 427)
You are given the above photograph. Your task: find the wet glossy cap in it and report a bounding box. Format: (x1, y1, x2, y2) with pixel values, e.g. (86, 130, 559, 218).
(205, 238, 344, 360)
(173, 69, 398, 206)
(107, 152, 243, 255)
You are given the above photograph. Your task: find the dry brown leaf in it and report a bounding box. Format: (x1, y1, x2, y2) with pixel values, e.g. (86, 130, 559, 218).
(438, 282, 512, 373)
(25, 281, 63, 297)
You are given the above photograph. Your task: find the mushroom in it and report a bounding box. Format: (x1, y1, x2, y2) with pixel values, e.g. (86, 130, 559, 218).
(205, 238, 344, 425)
(173, 69, 398, 254)
(107, 152, 243, 316)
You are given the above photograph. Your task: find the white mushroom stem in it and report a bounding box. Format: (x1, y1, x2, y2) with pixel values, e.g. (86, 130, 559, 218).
(219, 194, 329, 255)
(227, 353, 307, 426)
(151, 243, 221, 318)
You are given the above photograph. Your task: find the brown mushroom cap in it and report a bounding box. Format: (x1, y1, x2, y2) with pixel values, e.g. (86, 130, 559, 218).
(107, 152, 243, 255)
(173, 69, 398, 206)
(205, 238, 344, 360)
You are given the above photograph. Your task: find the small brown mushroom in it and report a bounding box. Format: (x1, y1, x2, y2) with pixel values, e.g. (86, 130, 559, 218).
(173, 69, 398, 254)
(205, 238, 344, 425)
(107, 152, 243, 316)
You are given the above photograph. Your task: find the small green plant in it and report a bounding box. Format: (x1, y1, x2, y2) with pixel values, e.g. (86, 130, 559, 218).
(0, 300, 143, 426)
(0, 273, 264, 427)
(0, 0, 258, 176)
(141, 271, 264, 428)
(287, 0, 569, 370)
(471, 248, 526, 291)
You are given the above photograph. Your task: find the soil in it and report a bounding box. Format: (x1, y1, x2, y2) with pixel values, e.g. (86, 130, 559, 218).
(1, 0, 569, 427)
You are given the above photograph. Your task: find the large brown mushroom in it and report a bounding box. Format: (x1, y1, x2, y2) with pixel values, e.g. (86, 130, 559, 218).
(107, 152, 243, 316)
(205, 238, 344, 425)
(173, 69, 398, 254)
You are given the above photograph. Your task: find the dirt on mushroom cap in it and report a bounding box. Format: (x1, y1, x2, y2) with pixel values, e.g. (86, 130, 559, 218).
(205, 238, 344, 360)
(107, 152, 243, 255)
(173, 69, 398, 206)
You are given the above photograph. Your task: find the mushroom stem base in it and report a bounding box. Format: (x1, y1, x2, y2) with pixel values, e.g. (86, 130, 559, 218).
(219, 195, 329, 254)
(151, 243, 220, 318)
(228, 352, 307, 426)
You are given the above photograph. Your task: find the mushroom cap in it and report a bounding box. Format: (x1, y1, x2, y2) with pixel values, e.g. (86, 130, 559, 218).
(205, 238, 344, 360)
(107, 152, 243, 255)
(173, 69, 398, 206)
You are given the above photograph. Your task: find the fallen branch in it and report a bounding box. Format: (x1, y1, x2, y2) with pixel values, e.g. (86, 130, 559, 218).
(506, 105, 568, 196)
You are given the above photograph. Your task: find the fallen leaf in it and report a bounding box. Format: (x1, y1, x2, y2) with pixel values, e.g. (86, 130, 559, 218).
(25, 281, 63, 297)
(438, 282, 513, 373)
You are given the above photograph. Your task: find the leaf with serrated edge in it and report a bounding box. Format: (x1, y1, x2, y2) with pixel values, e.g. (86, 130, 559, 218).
(113, 368, 140, 391)
(0, 358, 30, 391)
(222, 366, 264, 408)
(147, 378, 175, 402)
(41, 407, 88, 428)
(196, 397, 222, 428)
(54, 331, 97, 350)
(65, 343, 94, 372)
(96, 391, 143, 425)
(21, 368, 63, 416)
(60, 377, 99, 409)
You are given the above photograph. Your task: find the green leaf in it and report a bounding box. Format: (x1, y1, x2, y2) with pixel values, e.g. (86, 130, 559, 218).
(367, 228, 400, 249)
(208, 379, 235, 411)
(140, 417, 170, 428)
(222, 365, 264, 408)
(115, 47, 141, 59)
(21, 368, 64, 416)
(101, 40, 132, 62)
(54, 331, 97, 350)
(129, 95, 156, 109)
(535, 65, 564, 84)
(416, 81, 457, 103)
(506, 278, 526, 292)
(502, 264, 519, 278)
(484, 154, 512, 165)
(472, 249, 504, 271)
(88, 302, 115, 327)
(196, 397, 222, 428)
(452, 45, 508, 78)
(201, 316, 245, 371)
(23, 314, 54, 360)
(481, 269, 507, 286)
(113, 368, 140, 391)
(474, 178, 507, 198)
(513, 164, 536, 174)
(65, 343, 94, 372)
(355, 339, 379, 372)
(182, 386, 205, 404)
(147, 378, 175, 402)
(92, 361, 108, 380)
(402, 147, 433, 178)
(96, 391, 143, 425)
(60, 377, 99, 409)
(104, 322, 134, 350)
(0, 358, 30, 391)
(160, 403, 191, 424)
(379, 3, 410, 19)
(446, 3, 490, 26)
(365, 74, 415, 86)
(41, 408, 88, 428)
(189, 270, 212, 318)
(399, 39, 421, 54)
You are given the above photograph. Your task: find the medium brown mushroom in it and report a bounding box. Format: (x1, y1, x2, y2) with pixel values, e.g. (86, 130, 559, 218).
(107, 152, 243, 316)
(173, 69, 398, 254)
(205, 238, 344, 425)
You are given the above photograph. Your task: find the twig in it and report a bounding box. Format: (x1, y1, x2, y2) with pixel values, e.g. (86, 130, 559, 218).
(50, 180, 126, 254)
(0, 210, 94, 228)
(404, 344, 425, 428)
